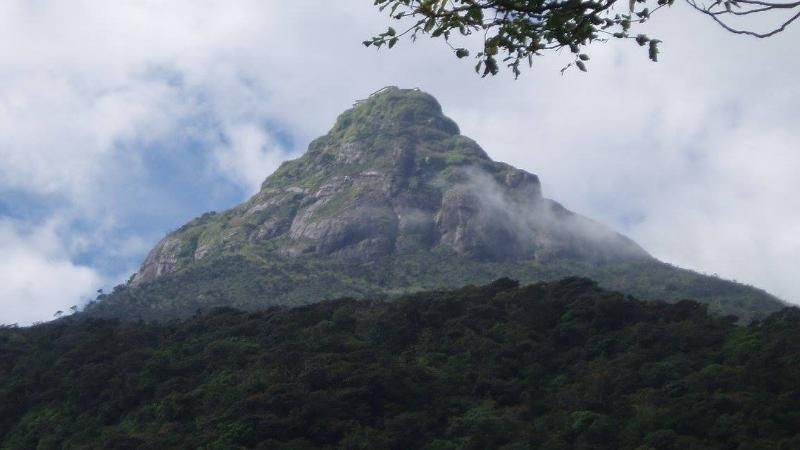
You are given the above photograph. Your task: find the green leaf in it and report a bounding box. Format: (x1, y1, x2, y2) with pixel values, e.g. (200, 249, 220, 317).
(576, 60, 588, 72)
(483, 56, 498, 77)
(467, 5, 483, 21)
(648, 40, 660, 62)
(455, 48, 469, 58)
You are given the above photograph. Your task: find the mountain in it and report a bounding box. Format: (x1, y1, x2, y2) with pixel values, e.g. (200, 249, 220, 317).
(4, 279, 800, 448)
(85, 87, 784, 322)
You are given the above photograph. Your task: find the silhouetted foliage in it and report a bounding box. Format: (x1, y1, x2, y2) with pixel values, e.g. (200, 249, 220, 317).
(369, 0, 800, 76)
(2, 278, 799, 448)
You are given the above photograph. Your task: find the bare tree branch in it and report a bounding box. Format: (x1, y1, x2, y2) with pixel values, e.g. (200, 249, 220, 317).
(686, 0, 800, 38)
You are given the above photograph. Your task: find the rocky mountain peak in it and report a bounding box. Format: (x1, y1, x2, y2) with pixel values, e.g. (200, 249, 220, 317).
(130, 87, 644, 287)
(329, 86, 461, 139)
(258, 87, 488, 193)
(88, 88, 784, 324)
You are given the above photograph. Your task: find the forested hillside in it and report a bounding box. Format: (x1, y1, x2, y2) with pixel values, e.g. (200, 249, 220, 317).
(3, 278, 799, 449)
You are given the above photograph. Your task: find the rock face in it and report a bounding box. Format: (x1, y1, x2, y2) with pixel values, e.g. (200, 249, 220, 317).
(130, 87, 646, 285)
(130, 237, 182, 286)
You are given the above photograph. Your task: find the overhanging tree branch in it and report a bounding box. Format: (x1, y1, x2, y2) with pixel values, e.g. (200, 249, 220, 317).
(367, 0, 798, 76)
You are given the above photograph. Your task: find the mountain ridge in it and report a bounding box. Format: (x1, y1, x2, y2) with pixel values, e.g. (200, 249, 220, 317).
(85, 87, 784, 322)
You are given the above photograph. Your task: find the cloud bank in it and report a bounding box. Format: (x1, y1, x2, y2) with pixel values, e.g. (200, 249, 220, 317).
(0, 219, 100, 325)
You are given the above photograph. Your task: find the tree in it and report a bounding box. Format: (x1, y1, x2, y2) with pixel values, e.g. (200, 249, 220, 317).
(366, 0, 799, 76)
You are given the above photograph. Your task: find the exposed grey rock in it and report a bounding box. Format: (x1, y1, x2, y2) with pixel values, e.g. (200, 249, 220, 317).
(334, 142, 364, 164)
(436, 185, 532, 260)
(193, 241, 213, 261)
(504, 168, 542, 199)
(130, 236, 182, 286)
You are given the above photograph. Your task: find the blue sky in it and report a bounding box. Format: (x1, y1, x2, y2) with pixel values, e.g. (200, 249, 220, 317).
(1, 1, 798, 324)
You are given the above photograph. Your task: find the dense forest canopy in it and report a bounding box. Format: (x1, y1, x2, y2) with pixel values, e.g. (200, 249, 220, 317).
(2, 277, 799, 449)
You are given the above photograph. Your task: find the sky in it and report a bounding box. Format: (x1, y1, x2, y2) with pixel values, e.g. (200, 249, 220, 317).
(0, 1, 798, 325)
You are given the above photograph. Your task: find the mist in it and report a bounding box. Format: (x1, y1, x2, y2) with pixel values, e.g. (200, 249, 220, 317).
(442, 166, 649, 263)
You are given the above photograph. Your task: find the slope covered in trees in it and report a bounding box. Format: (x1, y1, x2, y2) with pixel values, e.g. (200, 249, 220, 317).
(3, 278, 799, 449)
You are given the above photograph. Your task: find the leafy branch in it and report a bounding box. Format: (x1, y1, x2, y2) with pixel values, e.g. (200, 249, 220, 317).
(366, 0, 796, 76)
(365, 0, 671, 77)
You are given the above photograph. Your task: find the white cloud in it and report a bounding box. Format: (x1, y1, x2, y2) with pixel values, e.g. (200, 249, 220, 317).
(632, 125, 800, 302)
(0, 73, 185, 203)
(0, 219, 102, 325)
(213, 123, 291, 194)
